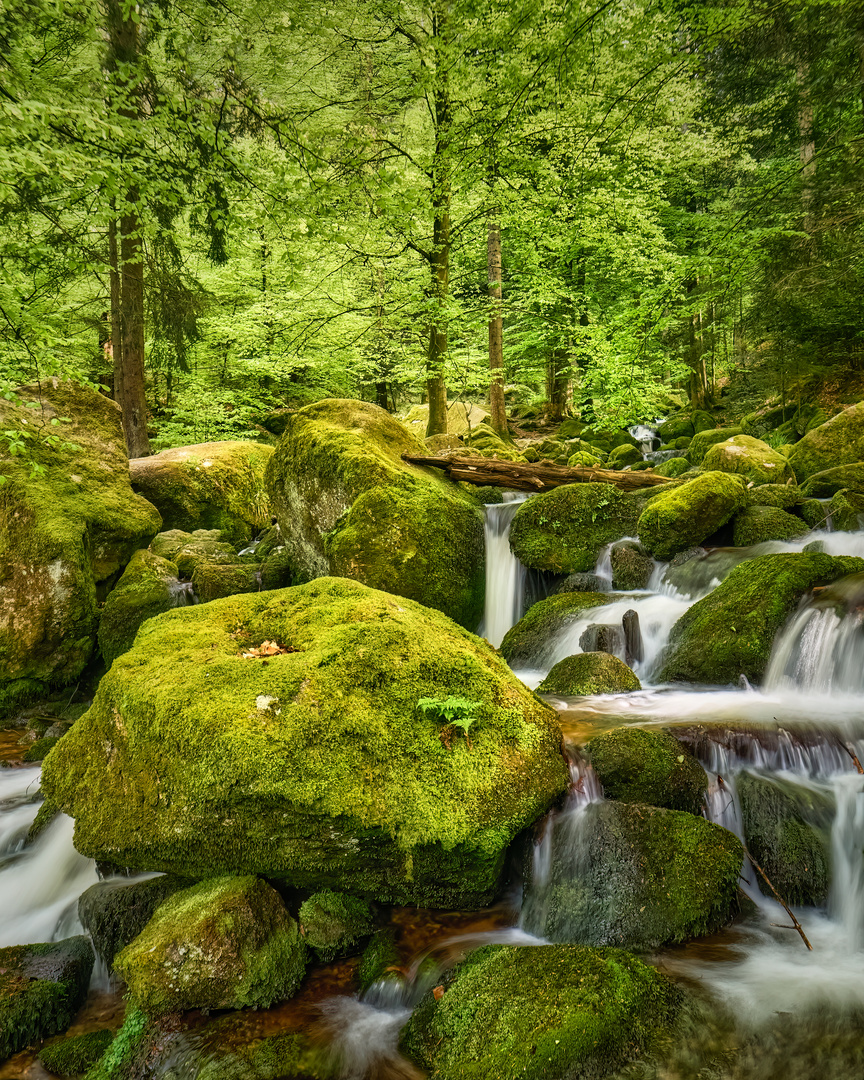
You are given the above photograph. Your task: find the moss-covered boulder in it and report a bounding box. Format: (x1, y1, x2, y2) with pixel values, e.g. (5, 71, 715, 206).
(557, 572, 612, 594)
(691, 409, 716, 433)
(587, 729, 707, 814)
(149, 528, 222, 561)
(702, 434, 796, 486)
(265, 399, 484, 628)
(130, 441, 272, 545)
(400, 944, 681, 1080)
(660, 553, 864, 685)
(0, 382, 161, 705)
(740, 404, 792, 439)
(358, 929, 401, 994)
(568, 450, 603, 467)
(610, 540, 654, 589)
(737, 773, 831, 908)
(829, 488, 864, 531)
(686, 426, 743, 465)
(78, 874, 193, 969)
(509, 483, 648, 574)
(801, 463, 864, 498)
(537, 653, 641, 695)
(658, 415, 695, 442)
(800, 499, 828, 529)
(499, 593, 611, 667)
(0, 937, 93, 1062)
(731, 505, 809, 547)
(39, 1029, 114, 1078)
(98, 549, 191, 665)
(745, 484, 805, 510)
(655, 456, 691, 478)
(785, 402, 864, 481)
(298, 890, 374, 963)
(637, 472, 748, 560)
(173, 537, 238, 578)
(22, 734, 60, 761)
(114, 875, 306, 1015)
(521, 802, 742, 950)
(607, 443, 642, 468)
(43, 578, 567, 907)
(191, 559, 260, 602)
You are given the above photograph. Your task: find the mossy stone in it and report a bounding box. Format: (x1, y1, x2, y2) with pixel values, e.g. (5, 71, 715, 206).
(259, 548, 299, 590)
(557, 572, 612, 594)
(691, 409, 715, 433)
(298, 890, 374, 963)
(610, 541, 654, 589)
(745, 484, 804, 510)
(800, 498, 828, 528)
(508, 483, 648, 573)
(637, 472, 748, 560)
(587, 728, 707, 814)
(173, 539, 238, 578)
(538, 653, 641, 695)
(740, 405, 793, 439)
(191, 560, 260, 602)
(44, 578, 567, 907)
(22, 734, 60, 761)
(150, 528, 222, 561)
(27, 796, 60, 843)
(358, 929, 401, 994)
(658, 415, 695, 442)
(655, 456, 691, 478)
(400, 943, 681, 1080)
(732, 505, 809, 546)
(114, 875, 307, 1015)
(266, 399, 484, 629)
(568, 450, 603, 467)
(737, 773, 831, 908)
(130, 441, 273, 545)
(785, 402, 864, 480)
(702, 434, 795, 486)
(829, 488, 864, 531)
(499, 592, 611, 667)
(521, 802, 742, 949)
(686, 426, 743, 465)
(98, 549, 190, 665)
(608, 443, 642, 468)
(0, 937, 93, 1062)
(801, 463, 864, 498)
(39, 1029, 114, 1078)
(660, 552, 864, 685)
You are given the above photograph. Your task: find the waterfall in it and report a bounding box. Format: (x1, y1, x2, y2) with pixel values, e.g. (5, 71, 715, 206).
(628, 423, 660, 456)
(478, 495, 529, 648)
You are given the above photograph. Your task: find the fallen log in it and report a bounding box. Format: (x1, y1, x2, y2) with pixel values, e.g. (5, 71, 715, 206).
(401, 454, 673, 492)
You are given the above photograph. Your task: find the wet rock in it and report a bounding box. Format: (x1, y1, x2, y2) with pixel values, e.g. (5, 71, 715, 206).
(358, 929, 401, 994)
(702, 434, 796, 486)
(655, 456, 691, 478)
(622, 608, 644, 665)
(731, 505, 809, 546)
(800, 499, 828, 529)
(578, 623, 625, 656)
(298, 890, 375, 963)
(557, 572, 612, 594)
(658, 414, 695, 442)
(828, 488, 864, 532)
(587, 728, 708, 814)
(786, 402, 864, 481)
(130, 441, 273, 545)
(637, 472, 748, 560)
(0, 937, 93, 1062)
(38, 1029, 113, 1078)
(400, 943, 681, 1080)
(44, 578, 568, 908)
(537, 652, 640, 695)
(610, 540, 654, 590)
(500, 592, 611, 666)
(259, 548, 299, 590)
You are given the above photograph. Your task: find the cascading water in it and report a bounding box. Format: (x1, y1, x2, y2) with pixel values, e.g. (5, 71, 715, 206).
(628, 423, 661, 456)
(478, 494, 529, 648)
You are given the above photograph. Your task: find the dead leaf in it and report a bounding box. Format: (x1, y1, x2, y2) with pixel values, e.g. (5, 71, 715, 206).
(433, 985, 445, 1001)
(240, 640, 298, 659)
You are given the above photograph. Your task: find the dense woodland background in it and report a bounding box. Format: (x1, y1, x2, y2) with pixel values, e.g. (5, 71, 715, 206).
(1, 0, 863, 454)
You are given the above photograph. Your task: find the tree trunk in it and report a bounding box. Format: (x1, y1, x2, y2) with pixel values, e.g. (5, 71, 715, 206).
(547, 349, 570, 422)
(487, 208, 507, 436)
(108, 215, 122, 403)
(401, 454, 672, 492)
(796, 57, 816, 221)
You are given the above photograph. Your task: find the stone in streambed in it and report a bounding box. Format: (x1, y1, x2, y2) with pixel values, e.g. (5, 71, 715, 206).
(499, 592, 611, 667)
(578, 623, 625, 656)
(786, 401, 864, 481)
(731, 505, 809, 546)
(745, 484, 805, 510)
(587, 728, 708, 814)
(38, 1029, 114, 1078)
(556, 572, 611, 594)
(702, 434, 795, 486)
(686, 425, 743, 465)
(537, 652, 640, 695)
(637, 471, 748, 560)
(298, 889, 375, 963)
(828, 488, 864, 532)
(801, 463, 864, 498)
(610, 539, 654, 589)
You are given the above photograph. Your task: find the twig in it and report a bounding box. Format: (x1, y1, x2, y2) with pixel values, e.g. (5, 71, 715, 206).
(837, 739, 864, 776)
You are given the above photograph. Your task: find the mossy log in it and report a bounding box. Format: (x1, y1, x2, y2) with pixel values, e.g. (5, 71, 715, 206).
(401, 454, 672, 491)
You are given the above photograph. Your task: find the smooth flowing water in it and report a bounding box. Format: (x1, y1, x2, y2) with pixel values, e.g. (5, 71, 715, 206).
(478, 494, 528, 647)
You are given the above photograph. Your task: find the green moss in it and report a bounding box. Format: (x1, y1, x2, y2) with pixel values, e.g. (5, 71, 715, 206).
(39, 1029, 114, 1077)
(608, 443, 642, 468)
(587, 729, 707, 814)
(829, 489, 864, 531)
(82, 1006, 148, 1080)
(732, 505, 809, 546)
(568, 450, 603, 467)
(508, 483, 648, 573)
(129, 441, 273, 544)
(655, 456, 691, 478)
(660, 553, 864, 684)
(500, 592, 611, 666)
(191, 560, 260, 601)
(298, 889, 374, 962)
(740, 404, 793, 439)
(786, 402, 864, 480)
(358, 929, 401, 993)
(658, 415, 695, 442)
(27, 796, 60, 843)
(98, 549, 188, 666)
(0, 937, 94, 1062)
(538, 653, 641, 695)
(400, 943, 681, 1080)
(22, 734, 60, 761)
(173, 539, 238, 578)
(702, 434, 795, 486)
(43, 577, 568, 907)
(266, 399, 485, 628)
(259, 548, 300, 590)
(692, 409, 716, 433)
(801, 463, 864, 498)
(686, 426, 743, 465)
(522, 802, 742, 949)
(610, 542, 654, 589)
(637, 471, 747, 560)
(800, 498, 828, 528)
(737, 773, 831, 907)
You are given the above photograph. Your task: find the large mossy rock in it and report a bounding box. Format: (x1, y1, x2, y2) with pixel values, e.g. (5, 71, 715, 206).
(522, 802, 742, 950)
(637, 472, 748, 560)
(130, 441, 273, 545)
(400, 944, 681, 1080)
(745, 484, 804, 510)
(39, 1030, 114, 1078)
(43, 578, 567, 907)
(686, 426, 742, 465)
(702, 434, 795, 486)
(737, 773, 831, 907)
(801, 463, 864, 498)
(499, 592, 611, 667)
(786, 402, 864, 481)
(265, 399, 484, 628)
(97, 549, 190, 666)
(0, 937, 93, 1062)
(508, 483, 647, 573)
(114, 875, 307, 1015)
(297, 890, 374, 963)
(660, 552, 864, 685)
(731, 505, 809, 547)
(537, 653, 641, 695)
(609, 540, 654, 589)
(0, 382, 161, 706)
(586, 729, 707, 814)
(829, 488, 864, 531)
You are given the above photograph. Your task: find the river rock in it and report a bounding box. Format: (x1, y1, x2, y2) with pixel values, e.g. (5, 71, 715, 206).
(557, 572, 612, 594)
(610, 540, 654, 589)
(637, 471, 748, 560)
(43, 578, 567, 907)
(130, 441, 273, 545)
(686, 426, 743, 465)
(0, 382, 161, 708)
(745, 484, 804, 510)
(655, 456, 691, 478)
(786, 402, 864, 480)
(265, 399, 484, 628)
(509, 483, 648, 574)
(191, 559, 260, 602)
(400, 944, 681, 1080)
(660, 552, 864, 685)
(298, 890, 375, 963)
(658, 414, 695, 441)
(38, 1029, 114, 1078)
(828, 489, 864, 531)
(702, 434, 795, 486)
(0, 937, 93, 1062)
(537, 652, 641, 695)
(587, 729, 707, 814)
(801, 463, 864, 498)
(499, 592, 612, 666)
(114, 875, 307, 1014)
(740, 405, 793, 439)
(607, 443, 642, 468)
(731, 505, 809, 546)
